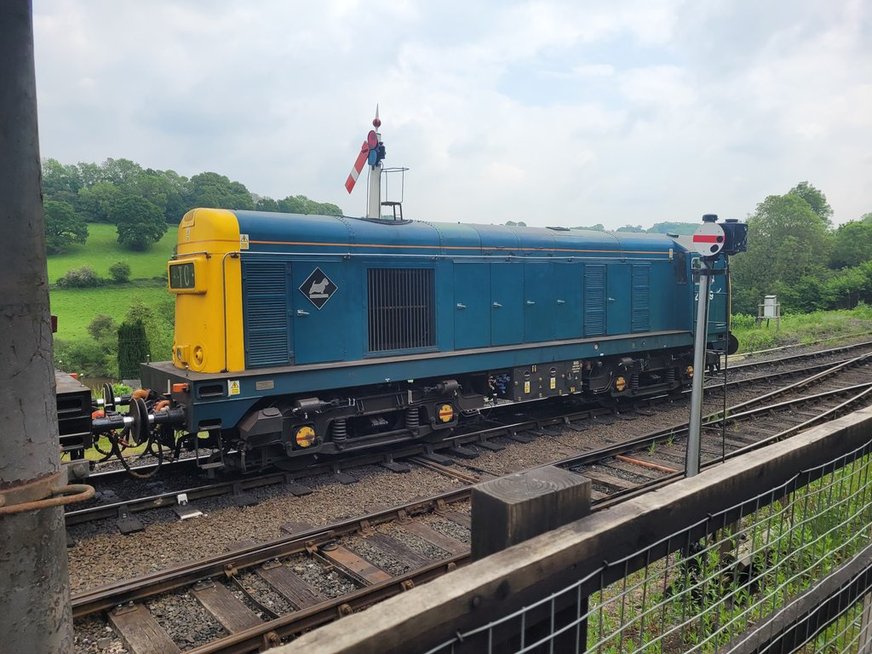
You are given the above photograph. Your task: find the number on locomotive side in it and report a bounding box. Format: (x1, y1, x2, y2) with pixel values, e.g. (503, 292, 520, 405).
(694, 291, 715, 301)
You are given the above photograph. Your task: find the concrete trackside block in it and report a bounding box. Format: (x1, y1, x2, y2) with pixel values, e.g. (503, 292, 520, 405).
(471, 465, 591, 560)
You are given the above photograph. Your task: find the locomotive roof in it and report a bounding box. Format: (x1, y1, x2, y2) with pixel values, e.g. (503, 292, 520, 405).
(230, 210, 684, 257)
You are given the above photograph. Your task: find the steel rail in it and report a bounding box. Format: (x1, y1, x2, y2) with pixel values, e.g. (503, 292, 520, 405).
(72, 356, 872, 653)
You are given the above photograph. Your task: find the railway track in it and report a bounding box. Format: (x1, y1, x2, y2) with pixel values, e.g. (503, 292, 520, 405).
(67, 340, 872, 532)
(72, 352, 872, 653)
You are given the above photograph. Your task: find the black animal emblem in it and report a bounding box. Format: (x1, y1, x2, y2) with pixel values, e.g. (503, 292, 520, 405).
(299, 268, 337, 309)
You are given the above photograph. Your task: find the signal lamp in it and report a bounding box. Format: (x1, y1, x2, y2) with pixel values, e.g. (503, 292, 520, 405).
(686, 366, 694, 378)
(295, 425, 316, 448)
(614, 376, 627, 392)
(437, 404, 455, 423)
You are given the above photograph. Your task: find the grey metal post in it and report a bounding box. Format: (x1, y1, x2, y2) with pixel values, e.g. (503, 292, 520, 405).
(686, 257, 711, 477)
(0, 1, 74, 651)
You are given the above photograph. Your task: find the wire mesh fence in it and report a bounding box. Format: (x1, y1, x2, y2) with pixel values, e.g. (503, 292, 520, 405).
(428, 439, 872, 654)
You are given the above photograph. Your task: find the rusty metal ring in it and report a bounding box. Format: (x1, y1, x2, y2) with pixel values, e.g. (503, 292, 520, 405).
(0, 483, 94, 516)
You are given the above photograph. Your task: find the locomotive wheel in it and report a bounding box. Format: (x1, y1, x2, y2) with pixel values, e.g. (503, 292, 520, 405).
(102, 382, 115, 412)
(130, 397, 150, 446)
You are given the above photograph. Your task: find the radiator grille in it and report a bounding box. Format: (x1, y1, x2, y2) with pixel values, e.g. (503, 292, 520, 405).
(367, 268, 435, 352)
(242, 261, 291, 367)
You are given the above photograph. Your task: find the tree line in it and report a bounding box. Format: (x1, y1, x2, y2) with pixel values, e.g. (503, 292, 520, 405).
(42, 158, 342, 253)
(730, 182, 872, 315)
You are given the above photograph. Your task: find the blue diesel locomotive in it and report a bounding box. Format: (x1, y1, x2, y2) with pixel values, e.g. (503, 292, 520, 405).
(129, 208, 734, 472)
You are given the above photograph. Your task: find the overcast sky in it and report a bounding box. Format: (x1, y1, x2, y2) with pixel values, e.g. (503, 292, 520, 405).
(32, 0, 871, 229)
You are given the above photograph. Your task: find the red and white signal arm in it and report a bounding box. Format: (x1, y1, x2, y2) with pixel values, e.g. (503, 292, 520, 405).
(691, 222, 726, 257)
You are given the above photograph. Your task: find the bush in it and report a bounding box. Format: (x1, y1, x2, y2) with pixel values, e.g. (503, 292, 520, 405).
(108, 261, 131, 283)
(730, 313, 756, 330)
(54, 338, 115, 377)
(56, 266, 103, 288)
(87, 314, 117, 341)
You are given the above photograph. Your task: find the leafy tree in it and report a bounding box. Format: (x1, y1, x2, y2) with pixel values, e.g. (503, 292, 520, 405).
(75, 161, 103, 187)
(77, 181, 120, 223)
(830, 220, 872, 269)
(54, 338, 114, 377)
(118, 318, 150, 379)
(123, 300, 172, 362)
(730, 193, 830, 313)
(111, 195, 167, 251)
(825, 264, 872, 308)
(187, 172, 254, 210)
(101, 157, 144, 185)
(108, 261, 131, 283)
(154, 169, 189, 222)
(318, 202, 343, 216)
(87, 314, 117, 340)
(788, 181, 833, 226)
(44, 200, 88, 253)
(42, 158, 83, 204)
(255, 196, 279, 212)
(572, 224, 605, 231)
(276, 194, 341, 215)
(616, 224, 645, 233)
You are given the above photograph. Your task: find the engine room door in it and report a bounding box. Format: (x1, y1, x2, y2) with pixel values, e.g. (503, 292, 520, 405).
(453, 263, 490, 350)
(523, 262, 555, 342)
(490, 262, 524, 346)
(607, 263, 631, 335)
(291, 262, 347, 364)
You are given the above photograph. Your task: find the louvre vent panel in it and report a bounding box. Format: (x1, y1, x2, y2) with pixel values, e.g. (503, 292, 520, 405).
(584, 264, 606, 336)
(631, 265, 651, 332)
(242, 262, 291, 367)
(368, 268, 435, 352)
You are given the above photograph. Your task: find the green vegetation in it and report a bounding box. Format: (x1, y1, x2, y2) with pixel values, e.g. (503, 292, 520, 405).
(731, 304, 872, 353)
(587, 453, 872, 652)
(731, 183, 872, 315)
(44, 199, 88, 253)
(47, 223, 174, 283)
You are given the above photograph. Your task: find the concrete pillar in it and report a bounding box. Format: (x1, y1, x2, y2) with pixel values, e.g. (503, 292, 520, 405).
(0, 1, 74, 651)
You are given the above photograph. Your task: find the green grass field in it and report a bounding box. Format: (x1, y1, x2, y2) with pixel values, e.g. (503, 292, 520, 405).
(732, 305, 872, 353)
(46, 223, 175, 283)
(50, 285, 173, 341)
(49, 223, 175, 344)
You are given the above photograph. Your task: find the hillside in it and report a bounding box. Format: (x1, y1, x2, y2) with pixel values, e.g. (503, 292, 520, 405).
(49, 224, 175, 371)
(47, 223, 175, 283)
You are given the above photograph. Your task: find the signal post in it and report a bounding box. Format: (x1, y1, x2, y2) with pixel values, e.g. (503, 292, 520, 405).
(686, 215, 747, 477)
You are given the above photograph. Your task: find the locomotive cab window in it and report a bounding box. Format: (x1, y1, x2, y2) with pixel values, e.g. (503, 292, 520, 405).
(367, 268, 435, 352)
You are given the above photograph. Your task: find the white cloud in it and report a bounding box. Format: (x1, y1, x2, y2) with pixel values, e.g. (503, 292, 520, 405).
(32, 0, 872, 227)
